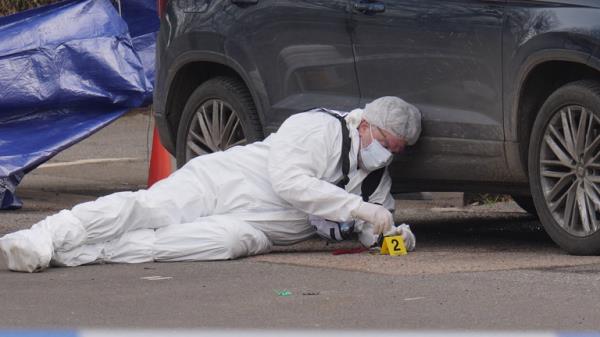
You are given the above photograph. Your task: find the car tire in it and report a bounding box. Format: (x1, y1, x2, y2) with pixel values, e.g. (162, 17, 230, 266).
(528, 80, 600, 255)
(175, 76, 263, 168)
(511, 195, 538, 215)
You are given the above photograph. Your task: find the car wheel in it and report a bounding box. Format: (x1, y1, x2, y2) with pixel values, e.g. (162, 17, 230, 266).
(528, 80, 600, 255)
(511, 195, 537, 215)
(175, 76, 263, 168)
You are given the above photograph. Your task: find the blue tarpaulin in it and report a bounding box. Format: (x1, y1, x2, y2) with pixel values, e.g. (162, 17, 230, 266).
(124, 0, 159, 100)
(0, 0, 158, 209)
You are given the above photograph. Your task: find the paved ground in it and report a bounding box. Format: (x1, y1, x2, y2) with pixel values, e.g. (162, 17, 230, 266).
(2, 112, 600, 330)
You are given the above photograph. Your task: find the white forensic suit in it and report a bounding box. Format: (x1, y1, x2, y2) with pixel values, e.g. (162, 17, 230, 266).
(1, 109, 397, 270)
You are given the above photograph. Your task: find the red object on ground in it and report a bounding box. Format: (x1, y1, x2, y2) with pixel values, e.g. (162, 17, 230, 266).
(147, 126, 172, 187)
(332, 247, 369, 255)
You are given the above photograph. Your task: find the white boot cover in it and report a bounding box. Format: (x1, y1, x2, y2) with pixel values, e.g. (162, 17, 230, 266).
(0, 227, 53, 272)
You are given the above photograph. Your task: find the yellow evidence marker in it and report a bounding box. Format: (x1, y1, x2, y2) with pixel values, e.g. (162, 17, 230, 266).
(380, 235, 408, 256)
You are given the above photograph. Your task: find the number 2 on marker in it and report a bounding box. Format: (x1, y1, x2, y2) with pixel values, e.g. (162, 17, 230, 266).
(380, 235, 407, 256)
(394, 239, 405, 251)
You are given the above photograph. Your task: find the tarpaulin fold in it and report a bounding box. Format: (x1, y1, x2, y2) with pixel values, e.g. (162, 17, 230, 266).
(0, 0, 159, 209)
(122, 0, 159, 102)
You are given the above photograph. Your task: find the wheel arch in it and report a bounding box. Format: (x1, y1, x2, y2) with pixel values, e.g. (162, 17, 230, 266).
(506, 51, 600, 180)
(161, 52, 267, 153)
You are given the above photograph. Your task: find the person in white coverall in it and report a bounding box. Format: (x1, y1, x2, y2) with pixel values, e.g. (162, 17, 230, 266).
(0, 96, 422, 273)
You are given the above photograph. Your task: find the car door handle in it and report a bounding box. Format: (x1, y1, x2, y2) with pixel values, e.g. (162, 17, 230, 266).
(353, 1, 385, 14)
(231, 0, 258, 4)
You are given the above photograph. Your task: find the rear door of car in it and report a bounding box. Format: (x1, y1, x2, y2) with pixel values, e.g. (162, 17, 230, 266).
(225, 0, 359, 133)
(350, 0, 508, 185)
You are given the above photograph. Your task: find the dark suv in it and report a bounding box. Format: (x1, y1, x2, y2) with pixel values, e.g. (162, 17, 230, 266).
(154, 0, 600, 255)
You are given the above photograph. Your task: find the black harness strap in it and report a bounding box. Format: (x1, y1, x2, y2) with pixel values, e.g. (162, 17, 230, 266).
(321, 111, 351, 189)
(361, 167, 385, 202)
(316, 108, 384, 195)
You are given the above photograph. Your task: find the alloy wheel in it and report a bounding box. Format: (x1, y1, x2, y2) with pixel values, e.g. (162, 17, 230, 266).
(540, 105, 600, 237)
(185, 99, 247, 161)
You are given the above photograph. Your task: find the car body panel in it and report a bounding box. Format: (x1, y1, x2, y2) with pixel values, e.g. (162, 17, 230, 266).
(154, 0, 600, 193)
(223, 0, 360, 131)
(504, 1, 600, 141)
(350, 0, 508, 184)
(501, 1, 600, 182)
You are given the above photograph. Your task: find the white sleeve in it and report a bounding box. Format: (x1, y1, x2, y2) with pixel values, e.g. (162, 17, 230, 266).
(267, 113, 363, 222)
(356, 169, 395, 248)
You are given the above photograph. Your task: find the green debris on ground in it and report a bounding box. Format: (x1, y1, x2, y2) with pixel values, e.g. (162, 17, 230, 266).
(275, 289, 292, 297)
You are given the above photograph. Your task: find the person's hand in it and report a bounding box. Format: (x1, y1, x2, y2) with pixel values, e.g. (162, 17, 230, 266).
(384, 223, 416, 251)
(352, 202, 393, 235)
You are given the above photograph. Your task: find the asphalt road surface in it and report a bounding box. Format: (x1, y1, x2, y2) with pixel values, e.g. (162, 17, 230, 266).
(1, 112, 600, 330)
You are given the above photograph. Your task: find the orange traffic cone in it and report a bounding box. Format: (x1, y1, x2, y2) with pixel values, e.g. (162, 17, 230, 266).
(147, 127, 172, 187)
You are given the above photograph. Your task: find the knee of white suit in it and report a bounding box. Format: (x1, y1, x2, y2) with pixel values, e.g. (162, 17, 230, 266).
(154, 215, 272, 262)
(70, 191, 172, 243)
(69, 187, 215, 245)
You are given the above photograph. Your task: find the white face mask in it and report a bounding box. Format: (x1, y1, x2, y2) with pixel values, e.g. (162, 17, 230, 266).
(359, 126, 393, 171)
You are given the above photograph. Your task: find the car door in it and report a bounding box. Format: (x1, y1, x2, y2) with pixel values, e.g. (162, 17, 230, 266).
(225, 0, 359, 133)
(350, 0, 508, 186)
